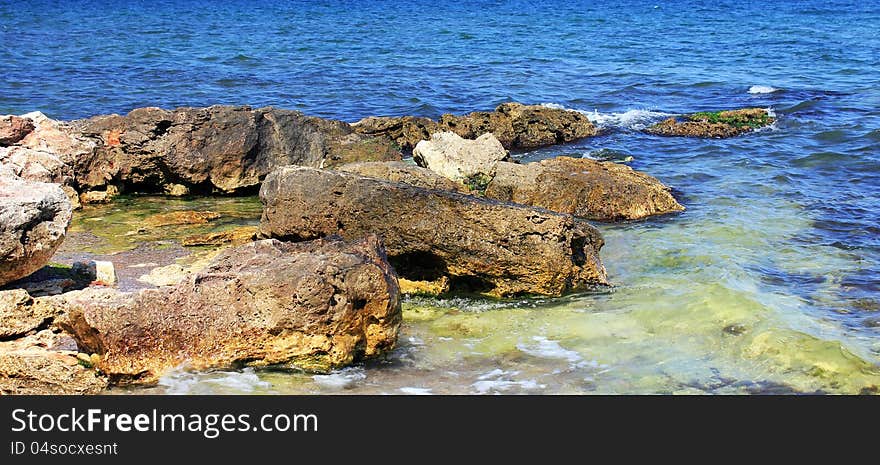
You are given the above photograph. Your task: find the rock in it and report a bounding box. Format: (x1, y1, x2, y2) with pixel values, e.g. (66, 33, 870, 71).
(413, 132, 509, 183)
(57, 237, 401, 384)
(645, 108, 774, 138)
(0, 112, 93, 189)
(399, 277, 450, 296)
(0, 115, 35, 146)
(259, 166, 607, 297)
(61, 185, 82, 209)
(351, 116, 441, 153)
(164, 183, 190, 196)
(484, 157, 685, 221)
(72, 105, 402, 194)
(0, 289, 63, 339)
(79, 184, 118, 205)
(439, 102, 599, 149)
(336, 161, 467, 193)
(181, 226, 259, 247)
(0, 331, 108, 395)
(0, 177, 73, 286)
(137, 264, 189, 287)
(73, 260, 116, 286)
(352, 103, 599, 151)
(143, 210, 221, 227)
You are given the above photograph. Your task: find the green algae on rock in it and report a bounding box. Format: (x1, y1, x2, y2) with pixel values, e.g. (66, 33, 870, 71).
(645, 108, 775, 138)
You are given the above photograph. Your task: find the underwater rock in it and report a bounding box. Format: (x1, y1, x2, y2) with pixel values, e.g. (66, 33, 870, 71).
(57, 237, 401, 384)
(0, 330, 108, 395)
(143, 210, 221, 227)
(72, 105, 402, 194)
(0, 177, 73, 286)
(336, 161, 467, 193)
(413, 132, 509, 183)
(259, 166, 607, 297)
(181, 226, 259, 247)
(645, 108, 774, 138)
(0, 115, 35, 146)
(352, 102, 599, 152)
(484, 156, 685, 221)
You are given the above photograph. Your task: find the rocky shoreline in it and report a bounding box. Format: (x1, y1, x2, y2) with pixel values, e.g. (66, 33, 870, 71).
(0, 102, 769, 394)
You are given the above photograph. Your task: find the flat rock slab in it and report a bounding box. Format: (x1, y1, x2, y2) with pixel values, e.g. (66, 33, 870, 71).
(0, 330, 108, 395)
(0, 177, 73, 286)
(485, 157, 685, 221)
(260, 166, 607, 297)
(57, 237, 401, 385)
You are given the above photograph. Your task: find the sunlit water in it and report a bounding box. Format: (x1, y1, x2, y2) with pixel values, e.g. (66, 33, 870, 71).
(5, 0, 879, 394)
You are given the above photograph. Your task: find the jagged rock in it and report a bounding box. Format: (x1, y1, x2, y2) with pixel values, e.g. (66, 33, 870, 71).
(351, 116, 441, 153)
(0, 115, 35, 146)
(352, 102, 598, 151)
(57, 237, 401, 384)
(259, 166, 607, 297)
(0, 112, 91, 190)
(413, 132, 509, 183)
(0, 330, 108, 395)
(485, 157, 685, 221)
(336, 161, 466, 193)
(79, 184, 118, 205)
(0, 177, 73, 286)
(143, 210, 220, 227)
(181, 226, 259, 247)
(440, 102, 599, 149)
(0, 289, 63, 339)
(72, 105, 402, 194)
(645, 108, 774, 138)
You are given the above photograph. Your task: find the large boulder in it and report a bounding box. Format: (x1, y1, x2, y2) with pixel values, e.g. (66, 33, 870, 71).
(57, 237, 401, 384)
(0, 177, 73, 286)
(72, 105, 402, 195)
(352, 102, 599, 152)
(259, 166, 607, 297)
(413, 132, 509, 183)
(0, 331, 108, 395)
(645, 108, 774, 138)
(485, 157, 685, 221)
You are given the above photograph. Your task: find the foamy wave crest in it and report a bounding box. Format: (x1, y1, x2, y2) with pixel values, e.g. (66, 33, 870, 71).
(540, 102, 673, 130)
(312, 367, 366, 390)
(748, 85, 779, 94)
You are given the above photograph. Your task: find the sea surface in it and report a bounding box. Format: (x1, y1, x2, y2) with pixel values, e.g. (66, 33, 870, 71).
(4, 0, 880, 394)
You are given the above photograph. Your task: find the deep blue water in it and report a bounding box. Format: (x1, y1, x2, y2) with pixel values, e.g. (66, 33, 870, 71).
(3, 0, 880, 393)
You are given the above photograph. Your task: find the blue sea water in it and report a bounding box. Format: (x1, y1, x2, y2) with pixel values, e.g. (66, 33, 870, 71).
(3, 0, 880, 393)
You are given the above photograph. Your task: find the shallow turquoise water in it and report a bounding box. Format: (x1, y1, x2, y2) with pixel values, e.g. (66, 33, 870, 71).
(4, 0, 879, 393)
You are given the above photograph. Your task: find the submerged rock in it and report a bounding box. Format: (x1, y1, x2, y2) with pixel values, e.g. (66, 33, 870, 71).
(180, 226, 259, 247)
(645, 108, 774, 138)
(0, 330, 108, 395)
(72, 105, 402, 195)
(259, 166, 607, 297)
(57, 237, 401, 384)
(413, 132, 509, 183)
(143, 210, 221, 227)
(352, 102, 599, 152)
(485, 157, 684, 221)
(0, 177, 73, 286)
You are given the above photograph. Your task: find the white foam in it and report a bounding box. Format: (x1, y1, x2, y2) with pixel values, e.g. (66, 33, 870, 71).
(312, 367, 366, 390)
(748, 85, 779, 94)
(517, 336, 583, 364)
(158, 366, 270, 394)
(584, 109, 674, 130)
(471, 368, 545, 394)
(399, 387, 433, 395)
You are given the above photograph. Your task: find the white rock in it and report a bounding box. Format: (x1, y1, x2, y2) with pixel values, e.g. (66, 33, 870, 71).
(412, 131, 508, 183)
